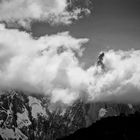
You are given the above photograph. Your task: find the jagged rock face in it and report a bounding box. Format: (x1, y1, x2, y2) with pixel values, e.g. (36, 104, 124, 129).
(0, 90, 139, 140)
(0, 90, 86, 140)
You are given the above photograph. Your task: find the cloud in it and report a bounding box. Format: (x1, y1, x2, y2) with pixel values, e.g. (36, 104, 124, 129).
(2, 1, 140, 107)
(0, 24, 140, 105)
(0, 0, 90, 28)
(88, 49, 140, 103)
(0, 24, 89, 104)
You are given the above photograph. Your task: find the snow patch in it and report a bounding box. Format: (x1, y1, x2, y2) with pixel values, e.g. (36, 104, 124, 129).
(28, 96, 48, 119)
(98, 108, 107, 118)
(17, 108, 31, 128)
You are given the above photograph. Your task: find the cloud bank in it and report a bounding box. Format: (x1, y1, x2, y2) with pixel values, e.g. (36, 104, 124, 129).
(0, 0, 140, 105)
(0, 0, 90, 28)
(0, 24, 140, 105)
(0, 24, 89, 104)
(88, 49, 140, 103)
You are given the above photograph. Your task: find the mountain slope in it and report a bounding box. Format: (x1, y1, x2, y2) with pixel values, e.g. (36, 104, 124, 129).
(0, 90, 139, 140)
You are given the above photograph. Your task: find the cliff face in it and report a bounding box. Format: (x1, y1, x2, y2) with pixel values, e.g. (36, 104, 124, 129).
(0, 90, 86, 140)
(0, 90, 139, 140)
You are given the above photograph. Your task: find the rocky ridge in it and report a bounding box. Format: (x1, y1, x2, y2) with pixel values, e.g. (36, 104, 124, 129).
(0, 89, 139, 140)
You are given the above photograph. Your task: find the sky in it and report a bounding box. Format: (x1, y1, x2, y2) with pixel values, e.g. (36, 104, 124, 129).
(0, 0, 140, 105)
(32, 0, 140, 68)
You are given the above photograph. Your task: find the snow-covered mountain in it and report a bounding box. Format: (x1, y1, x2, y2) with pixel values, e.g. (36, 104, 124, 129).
(0, 89, 139, 140)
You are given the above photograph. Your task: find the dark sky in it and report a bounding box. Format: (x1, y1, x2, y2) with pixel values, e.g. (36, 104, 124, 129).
(32, 0, 140, 68)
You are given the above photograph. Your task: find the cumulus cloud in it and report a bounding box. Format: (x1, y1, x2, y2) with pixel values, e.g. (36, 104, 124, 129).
(2, 0, 140, 107)
(0, 0, 90, 28)
(0, 26, 140, 105)
(0, 24, 89, 104)
(88, 49, 140, 103)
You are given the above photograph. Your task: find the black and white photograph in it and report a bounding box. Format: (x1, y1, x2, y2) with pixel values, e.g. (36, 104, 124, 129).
(0, 0, 140, 140)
